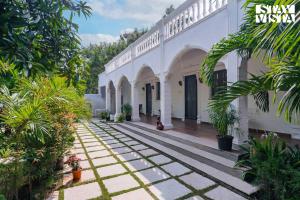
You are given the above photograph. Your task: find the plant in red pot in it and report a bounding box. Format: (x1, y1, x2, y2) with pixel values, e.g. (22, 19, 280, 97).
(66, 155, 82, 181)
(208, 105, 239, 151)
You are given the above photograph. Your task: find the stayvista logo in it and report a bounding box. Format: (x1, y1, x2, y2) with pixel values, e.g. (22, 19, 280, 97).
(256, 5, 295, 23)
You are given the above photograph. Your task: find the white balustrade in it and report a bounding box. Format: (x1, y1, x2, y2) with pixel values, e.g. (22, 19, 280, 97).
(135, 30, 160, 57)
(105, 0, 228, 73)
(164, 0, 227, 40)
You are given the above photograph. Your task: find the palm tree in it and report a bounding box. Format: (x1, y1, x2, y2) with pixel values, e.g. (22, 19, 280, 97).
(200, 0, 300, 123)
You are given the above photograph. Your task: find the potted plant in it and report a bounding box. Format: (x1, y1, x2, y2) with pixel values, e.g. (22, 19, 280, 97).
(65, 155, 82, 181)
(122, 104, 132, 121)
(100, 111, 110, 121)
(208, 105, 238, 151)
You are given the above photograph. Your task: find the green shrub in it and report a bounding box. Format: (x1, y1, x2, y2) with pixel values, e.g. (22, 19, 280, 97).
(236, 133, 300, 200)
(116, 114, 125, 123)
(0, 77, 91, 199)
(100, 111, 110, 120)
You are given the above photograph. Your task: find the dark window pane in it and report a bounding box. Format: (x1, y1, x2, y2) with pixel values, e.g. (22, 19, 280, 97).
(156, 82, 160, 100)
(212, 69, 227, 96)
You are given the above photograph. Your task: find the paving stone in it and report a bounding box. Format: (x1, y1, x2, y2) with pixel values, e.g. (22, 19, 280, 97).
(74, 140, 81, 144)
(81, 160, 91, 169)
(74, 143, 82, 148)
(112, 188, 154, 200)
(180, 172, 215, 190)
(64, 182, 101, 200)
(86, 145, 106, 152)
(134, 167, 170, 184)
(161, 162, 191, 176)
(103, 139, 119, 145)
(103, 174, 140, 193)
(74, 148, 85, 154)
(116, 152, 142, 162)
(139, 149, 159, 157)
(84, 142, 101, 147)
(149, 179, 191, 200)
(185, 196, 204, 200)
(130, 144, 148, 151)
(92, 156, 117, 167)
(81, 138, 98, 143)
(124, 159, 153, 172)
(80, 135, 95, 139)
(119, 137, 133, 142)
(97, 164, 127, 178)
(204, 186, 247, 200)
(77, 153, 88, 160)
(114, 134, 126, 139)
(112, 147, 133, 154)
(124, 140, 140, 146)
(63, 169, 96, 185)
(107, 143, 125, 149)
(88, 150, 111, 158)
(148, 155, 172, 165)
(100, 136, 114, 141)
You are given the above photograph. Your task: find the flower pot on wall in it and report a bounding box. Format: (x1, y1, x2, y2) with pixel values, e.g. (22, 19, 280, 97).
(72, 168, 82, 181)
(217, 135, 233, 151)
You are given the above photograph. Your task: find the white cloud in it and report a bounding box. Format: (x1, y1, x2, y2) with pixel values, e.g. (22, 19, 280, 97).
(87, 0, 185, 24)
(80, 33, 119, 46)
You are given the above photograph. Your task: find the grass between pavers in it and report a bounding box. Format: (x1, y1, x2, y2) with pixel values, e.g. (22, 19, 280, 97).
(104, 121, 255, 200)
(83, 122, 159, 200)
(92, 121, 222, 200)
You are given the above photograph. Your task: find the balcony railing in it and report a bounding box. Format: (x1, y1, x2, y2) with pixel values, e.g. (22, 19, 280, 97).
(105, 0, 228, 73)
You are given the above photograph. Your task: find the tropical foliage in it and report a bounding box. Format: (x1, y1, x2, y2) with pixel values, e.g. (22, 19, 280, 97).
(0, 0, 91, 85)
(236, 134, 300, 200)
(0, 76, 91, 199)
(0, 0, 92, 198)
(82, 28, 147, 93)
(208, 105, 238, 136)
(200, 0, 300, 123)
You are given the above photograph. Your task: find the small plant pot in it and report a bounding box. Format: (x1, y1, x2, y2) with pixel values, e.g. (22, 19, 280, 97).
(72, 168, 82, 181)
(125, 115, 132, 121)
(217, 135, 233, 151)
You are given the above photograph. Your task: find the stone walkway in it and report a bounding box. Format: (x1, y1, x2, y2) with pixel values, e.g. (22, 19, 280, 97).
(52, 121, 248, 200)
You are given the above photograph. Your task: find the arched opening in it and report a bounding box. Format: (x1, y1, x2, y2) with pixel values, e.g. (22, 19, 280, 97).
(135, 66, 159, 118)
(107, 81, 116, 114)
(118, 76, 131, 111)
(167, 48, 226, 135)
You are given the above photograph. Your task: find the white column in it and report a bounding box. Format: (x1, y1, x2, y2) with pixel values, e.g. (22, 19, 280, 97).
(203, 0, 207, 17)
(227, 0, 248, 144)
(197, 0, 201, 19)
(131, 81, 140, 121)
(160, 75, 173, 129)
(106, 87, 110, 112)
(114, 86, 122, 121)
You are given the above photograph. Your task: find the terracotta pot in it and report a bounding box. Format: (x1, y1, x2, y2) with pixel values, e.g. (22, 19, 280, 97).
(72, 168, 82, 181)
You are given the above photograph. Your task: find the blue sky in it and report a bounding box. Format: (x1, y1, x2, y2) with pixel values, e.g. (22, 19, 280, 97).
(75, 0, 185, 46)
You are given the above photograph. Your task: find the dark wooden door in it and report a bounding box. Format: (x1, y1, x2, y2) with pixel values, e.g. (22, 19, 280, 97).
(185, 75, 197, 120)
(146, 83, 152, 115)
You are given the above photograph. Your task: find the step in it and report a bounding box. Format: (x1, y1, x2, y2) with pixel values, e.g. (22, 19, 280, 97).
(120, 123, 237, 169)
(126, 121, 241, 161)
(107, 123, 258, 196)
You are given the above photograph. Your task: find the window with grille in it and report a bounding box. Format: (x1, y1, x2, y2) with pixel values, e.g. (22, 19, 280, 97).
(211, 69, 227, 96)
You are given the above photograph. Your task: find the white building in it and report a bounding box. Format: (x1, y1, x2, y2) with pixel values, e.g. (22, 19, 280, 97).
(98, 0, 300, 144)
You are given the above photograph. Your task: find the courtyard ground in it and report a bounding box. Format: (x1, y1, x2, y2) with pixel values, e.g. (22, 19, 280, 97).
(49, 120, 249, 200)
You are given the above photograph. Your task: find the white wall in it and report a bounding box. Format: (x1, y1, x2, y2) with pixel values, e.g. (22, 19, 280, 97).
(84, 94, 105, 117)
